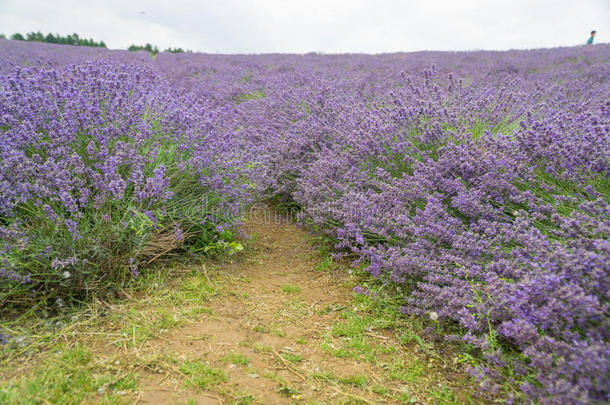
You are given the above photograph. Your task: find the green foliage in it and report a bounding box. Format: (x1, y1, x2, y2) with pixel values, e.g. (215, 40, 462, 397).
(339, 374, 368, 387)
(281, 284, 301, 294)
(180, 359, 227, 389)
(9, 31, 106, 47)
(281, 353, 303, 363)
(0, 344, 136, 404)
(128, 43, 159, 55)
(223, 352, 251, 366)
(0, 113, 247, 306)
(127, 44, 190, 55)
(277, 385, 300, 397)
(235, 89, 265, 104)
(165, 47, 188, 53)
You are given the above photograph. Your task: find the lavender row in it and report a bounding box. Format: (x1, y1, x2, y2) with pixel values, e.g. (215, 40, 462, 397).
(208, 48, 608, 403)
(1, 39, 609, 403)
(0, 59, 255, 301)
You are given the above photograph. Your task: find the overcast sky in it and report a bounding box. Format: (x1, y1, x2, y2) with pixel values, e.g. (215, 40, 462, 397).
(1, 0, 608, 54)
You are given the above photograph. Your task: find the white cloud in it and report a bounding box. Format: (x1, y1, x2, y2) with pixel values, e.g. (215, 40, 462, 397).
(0, 0, 608, 53)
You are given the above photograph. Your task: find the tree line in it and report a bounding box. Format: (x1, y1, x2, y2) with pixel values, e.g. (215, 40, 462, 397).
(0, 32, 189, 55)
(127, 44, 188, 55)
(4, 31, 107, 47)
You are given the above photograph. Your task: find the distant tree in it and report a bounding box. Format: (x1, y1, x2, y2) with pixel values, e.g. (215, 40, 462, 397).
(128, 43, 159, 55)
(128, 45, 190, 54)
(25, 31, 45, 42)
(146, 43, 159, 54)
(165, 47, 186, 53)
(7, 31, 106, 47)
(0, 34, 6, 39)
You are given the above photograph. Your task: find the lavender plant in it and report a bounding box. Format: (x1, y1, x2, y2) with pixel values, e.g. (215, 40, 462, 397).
(0, 39, 608, 403)
(0, 60, 253, 302)
(209, 48, 609, 404)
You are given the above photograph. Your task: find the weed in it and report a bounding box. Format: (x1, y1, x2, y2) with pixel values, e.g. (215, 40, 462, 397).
(339, 374, 368, 387)
(253, 343, 272, 353)
(180, 359, 227, 389)
(312, 370, 336, 381)
(277, 384, 300, 397)
(372, 384, 388, 394)
(271, 329, 286, 337)
(0, 344, 136, 404)
(223, 352, 251, 366)
(281, 284, 301, 294)
(389, 358, 424, 383)
(281, 352, 302, 363)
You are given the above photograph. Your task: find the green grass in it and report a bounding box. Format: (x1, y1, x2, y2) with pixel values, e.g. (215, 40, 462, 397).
(253, 343, 272, 353)
(281, 284, 301, 294)
(389, 358, 424, 383)
(180, 359, 227, 390)
(223, 352, 251, 366)
(0, 344, 136, 404)
(271, 329, 287, 337)
(311, 369, 336, 381)
(315, 255, 336, 272)
(431, 385, 460, 404)
(332, 311, 373, 337)
(308, 236, 489, 404)
(227, 393, 257, 404)
(236, 89, 265, 103)
(372, 384, 388, 395)
(253, 325, 268, 333)
(120, 311, 183, 348)
(339, 374, 368, 387)
(320, 309, 381, 362)
(108, 270, 222, 348)
(277, 384, 300, 398)
(281, 352, 302, 363)
(0, 261, 230, 404)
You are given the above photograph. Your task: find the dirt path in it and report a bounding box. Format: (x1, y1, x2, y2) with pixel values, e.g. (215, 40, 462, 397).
(1, 207, 484, 404)
(132, 208, 481, 404)
(137, 208, 362, 403)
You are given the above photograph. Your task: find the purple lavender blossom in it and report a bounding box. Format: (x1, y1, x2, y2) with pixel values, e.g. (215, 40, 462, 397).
(0, 38, 608, 404)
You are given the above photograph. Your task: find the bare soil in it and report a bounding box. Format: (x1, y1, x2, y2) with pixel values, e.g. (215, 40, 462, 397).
(133, 209, 482, 404)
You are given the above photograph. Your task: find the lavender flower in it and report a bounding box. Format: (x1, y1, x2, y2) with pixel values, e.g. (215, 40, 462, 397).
(1, 38, 608, 404)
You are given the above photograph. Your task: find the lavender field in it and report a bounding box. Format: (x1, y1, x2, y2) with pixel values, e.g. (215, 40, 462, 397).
(0, 39, 609, 403)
